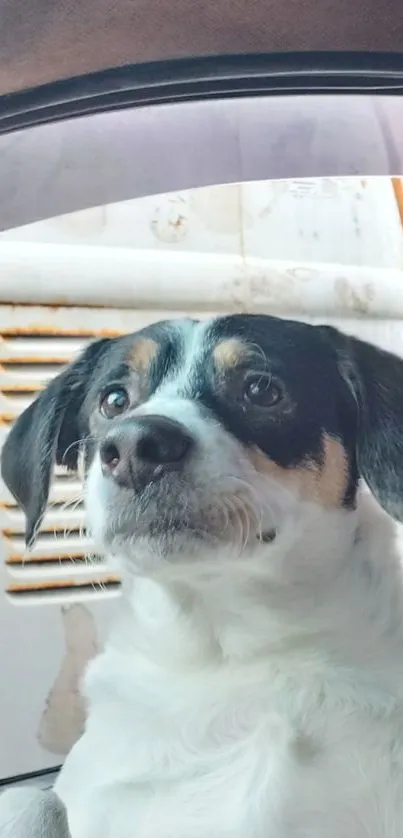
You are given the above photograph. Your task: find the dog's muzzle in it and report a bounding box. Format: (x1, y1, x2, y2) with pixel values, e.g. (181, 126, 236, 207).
(86, 407, 279, 559)
(99, 415, 196, 491)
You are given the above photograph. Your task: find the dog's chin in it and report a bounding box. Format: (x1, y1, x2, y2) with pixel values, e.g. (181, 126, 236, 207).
(106, 527, 217, 564)
(88, 500, 274, 568)
(85, 463, 279, 567)
(96, 517, 244, 561)
(90, 513, 279, 574)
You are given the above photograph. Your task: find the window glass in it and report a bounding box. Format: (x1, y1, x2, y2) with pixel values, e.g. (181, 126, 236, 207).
(2, 92, 403, 783)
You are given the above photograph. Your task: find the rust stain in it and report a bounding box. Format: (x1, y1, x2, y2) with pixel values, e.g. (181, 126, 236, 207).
(2, 523, 83, 536)
(3, 301, 127, 312)
(171, 215, 186, 229)
(151, 195, 189, 244)
(0, 383, 46, 391)
(0, 325, 123, 337)
(6, 576, 120, 592)
(6, 554, 87, 565)
(36, 298, 119, 309)
(0, 356, 73, 364)
(392, 177, 403, 231)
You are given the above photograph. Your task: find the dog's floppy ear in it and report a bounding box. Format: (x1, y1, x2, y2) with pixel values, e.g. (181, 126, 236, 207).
(1, 338, 111, 547)
(320, 325, 403, 521)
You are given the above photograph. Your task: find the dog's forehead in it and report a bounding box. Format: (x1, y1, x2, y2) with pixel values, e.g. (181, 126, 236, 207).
(207, 315, 322, 360)
(127, 315, 323, 366)
(128, 317, 208, 375)
(97, 314, 334, 391)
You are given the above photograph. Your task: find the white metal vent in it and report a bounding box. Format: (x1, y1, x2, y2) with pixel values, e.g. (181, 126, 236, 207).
(0, 327, 123, 603)
(0, 306, 149, 781)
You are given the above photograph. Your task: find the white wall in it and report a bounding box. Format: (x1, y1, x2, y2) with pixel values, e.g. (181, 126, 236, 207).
(1, 177, 402, 264)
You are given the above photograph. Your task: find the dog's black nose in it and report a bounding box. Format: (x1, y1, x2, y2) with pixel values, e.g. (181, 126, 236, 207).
(99, 415, 195, 488)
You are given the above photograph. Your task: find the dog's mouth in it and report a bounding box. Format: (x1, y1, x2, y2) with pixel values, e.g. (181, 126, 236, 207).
(88, 468, 277, 557)
(85, 447, 281, 560)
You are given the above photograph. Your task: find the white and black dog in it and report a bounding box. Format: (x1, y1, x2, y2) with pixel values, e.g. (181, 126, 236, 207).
(2, 313, 403, 838)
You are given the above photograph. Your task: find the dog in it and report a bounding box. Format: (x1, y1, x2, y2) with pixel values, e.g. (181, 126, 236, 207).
(2, 312, 403, 837)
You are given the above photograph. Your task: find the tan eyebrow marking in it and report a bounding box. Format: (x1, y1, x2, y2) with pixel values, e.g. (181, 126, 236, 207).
(128, 338, 159, 374)
(248, 434, 348, 509)
(213, 338, 249, 371)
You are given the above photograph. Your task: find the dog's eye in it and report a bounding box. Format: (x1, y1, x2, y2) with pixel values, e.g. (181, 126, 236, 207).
(100, 387, 130, 419)
(243, 373, 283, 407)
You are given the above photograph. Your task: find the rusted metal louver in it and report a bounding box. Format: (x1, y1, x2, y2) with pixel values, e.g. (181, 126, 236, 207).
(0, 308, 124, 603)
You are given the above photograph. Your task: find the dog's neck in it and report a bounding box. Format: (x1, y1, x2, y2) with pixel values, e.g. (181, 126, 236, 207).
(111, 495, 403, 684)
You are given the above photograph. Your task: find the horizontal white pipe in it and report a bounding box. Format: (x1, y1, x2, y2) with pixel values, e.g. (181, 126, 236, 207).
(1, 241, 403, 317)
(0, 243, 243, 310)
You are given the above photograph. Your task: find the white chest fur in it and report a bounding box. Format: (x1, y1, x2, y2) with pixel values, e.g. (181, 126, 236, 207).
(55, 503, 403, 838)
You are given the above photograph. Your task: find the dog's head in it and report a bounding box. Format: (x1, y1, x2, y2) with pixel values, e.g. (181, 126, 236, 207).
(2, 314, 403, 563)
